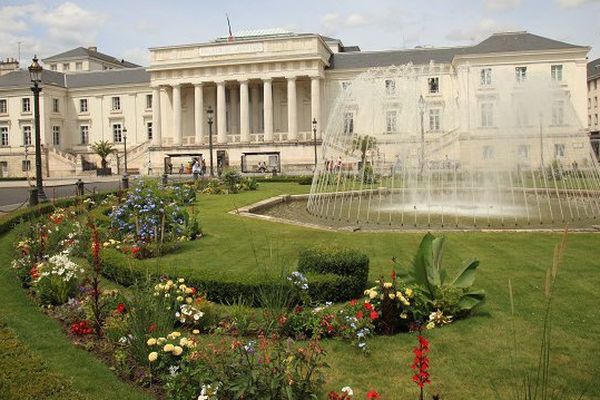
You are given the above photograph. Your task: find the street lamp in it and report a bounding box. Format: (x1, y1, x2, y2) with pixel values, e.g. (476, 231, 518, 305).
(28, 55, 47, 203)
(207, 106, 214, 177)
(122, 126, 129, 189)
(312, 118, 318, 169)
(418, 94, 426, 177)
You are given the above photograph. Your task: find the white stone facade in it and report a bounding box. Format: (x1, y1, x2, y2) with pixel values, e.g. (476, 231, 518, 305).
(0, 30, 593, 178)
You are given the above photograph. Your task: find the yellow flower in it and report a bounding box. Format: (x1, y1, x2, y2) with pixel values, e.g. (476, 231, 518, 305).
(185, 288, 194, 294)
(148, 352, 158, 362)
(383, 282, 393, 289)
(167, 331, 181, 340)
(180, 338, 188, 347)
(426, 321, 435, 330)
(147, 338, 157, 346)
(163, 344, 175, 353)
(192, 329, 200, 335)
(369, 290, 377, 299)
(400, 312, 408, 319)
(405, 288, 414, 298)
(172, 346, 184, 356)
(388, 293, 396, 299)
(179, 284, 186, 291)
(178, 278, 185, 283)
(176, 296, 184, 302)
(157, 337, 166, 345)
(185, 297, 193, 304)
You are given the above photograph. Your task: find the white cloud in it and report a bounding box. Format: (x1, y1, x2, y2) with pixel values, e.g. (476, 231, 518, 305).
(345, 14, 368, 27)
(484, 0, 521, 11)
(122, 47, 150, 67)
(557, 0, 600, 7)
(446, 18, 520, 42)
(320, 13, 340, 32)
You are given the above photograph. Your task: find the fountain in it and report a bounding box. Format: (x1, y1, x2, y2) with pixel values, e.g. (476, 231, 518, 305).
(301, 63, 600, 230)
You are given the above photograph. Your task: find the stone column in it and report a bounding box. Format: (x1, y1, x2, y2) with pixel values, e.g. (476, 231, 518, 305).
(172, 84, 182, 145)
(263, 78, 273, 141)
(311, 77, 321, 139)
(216, 81, 227, 144)
(194, 83, 204, 144)
(287, 77, 297, 141)
(230, 85, 239, 136)
(240, 80, 250, 142)
(152, 86, 162, 146)
(251, 84, 260, 133)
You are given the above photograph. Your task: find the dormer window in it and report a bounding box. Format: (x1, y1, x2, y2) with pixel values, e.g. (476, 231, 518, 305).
(428, 77, 439, 94)
(385, 79, 396, 96)
(341, 81, 352, 94)
(112, 96, 121, 111)
(515, 67, 527, 83)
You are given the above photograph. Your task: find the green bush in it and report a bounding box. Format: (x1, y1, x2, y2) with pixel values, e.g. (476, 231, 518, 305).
(298, 246, 369, 301)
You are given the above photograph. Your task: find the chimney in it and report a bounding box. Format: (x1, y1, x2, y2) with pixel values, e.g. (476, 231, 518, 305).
(88, 46, 97, 52)
(0, 58, 19, 76)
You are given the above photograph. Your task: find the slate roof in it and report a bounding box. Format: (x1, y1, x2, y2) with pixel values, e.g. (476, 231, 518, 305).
(43, 47, 140, 68)
(589, 58, 600, 81)
(330, 31, 587, 70)
(0, 68, 149, 89)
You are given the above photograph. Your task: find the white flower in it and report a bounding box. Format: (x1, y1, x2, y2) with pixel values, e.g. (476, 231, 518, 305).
(341, 386, 354, 396)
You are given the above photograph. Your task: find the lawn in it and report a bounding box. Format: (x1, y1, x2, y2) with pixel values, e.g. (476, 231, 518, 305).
(143, 182, 600, 398)
(1, 181, 599, 399)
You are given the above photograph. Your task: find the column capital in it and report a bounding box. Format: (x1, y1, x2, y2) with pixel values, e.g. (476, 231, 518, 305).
(193, 82, 205, 88)
(238, 79, 249, 84)
(215, 80, 226, 85)
(286, 76, 297, 82)
(262, 77, 273, 83)
(171, 83, 181, 89)
(310, 75, 321, 81)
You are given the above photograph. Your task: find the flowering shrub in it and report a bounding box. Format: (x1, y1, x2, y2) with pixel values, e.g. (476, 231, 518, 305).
(108, 180, 195, 250)
(164, 335, 326, 400)
(363, 272, 420, 335)
(146, 331, 196, 376)
(153, 278, 208, 327)
(34, 254, 84, 305)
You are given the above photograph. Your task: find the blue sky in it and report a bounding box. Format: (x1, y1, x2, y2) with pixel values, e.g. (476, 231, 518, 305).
(1, 0, 599, 66)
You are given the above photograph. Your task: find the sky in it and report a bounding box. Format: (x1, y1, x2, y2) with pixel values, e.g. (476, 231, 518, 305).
(1, 0, 599, 68)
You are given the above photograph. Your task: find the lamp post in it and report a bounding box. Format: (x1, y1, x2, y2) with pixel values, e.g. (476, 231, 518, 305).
(207, 106, 214, 177)
(28, 56, 47, 203)
(418, 94, 425, 177)
(122, 126, 129, 189)
(312, 118, 318, 169)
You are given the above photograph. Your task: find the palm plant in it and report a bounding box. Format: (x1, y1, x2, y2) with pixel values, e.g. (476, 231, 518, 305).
(91, 140, 115, 169)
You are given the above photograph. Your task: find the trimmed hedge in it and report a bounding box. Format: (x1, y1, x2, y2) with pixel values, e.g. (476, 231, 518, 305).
(254, 175, 313, 185)
(99, 247, 362, 305)
(298, 246, 370, 301)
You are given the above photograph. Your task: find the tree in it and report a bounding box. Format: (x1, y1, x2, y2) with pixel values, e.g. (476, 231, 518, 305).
(91, 140, 115, 169)
(351, 135, 377, 165)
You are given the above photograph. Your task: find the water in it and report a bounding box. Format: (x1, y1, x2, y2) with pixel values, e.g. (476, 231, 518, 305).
(306, 63, 600, 230)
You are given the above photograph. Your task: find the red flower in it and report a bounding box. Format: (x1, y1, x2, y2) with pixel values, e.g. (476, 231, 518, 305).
(369, 310, 379, 321)
(30, 266, 40, 280)
(367, 390, 381, 399)
(356, 311, 364, 319)
(115, 303, 126, 314)
(349, 299, 358, 306)
(412, 334, 431, 390)
(147, 323, 157, 333)
(391, 270, 396, 280)
(364, 302, 373, 311)
(71, 320, 93, 335)
(131, 246, 141, 256)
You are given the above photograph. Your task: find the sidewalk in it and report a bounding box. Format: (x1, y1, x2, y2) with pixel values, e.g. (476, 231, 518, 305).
(0, 175, 121, 188)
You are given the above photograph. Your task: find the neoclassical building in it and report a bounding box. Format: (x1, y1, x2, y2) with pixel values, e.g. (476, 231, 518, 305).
(0, 29, 592, 177)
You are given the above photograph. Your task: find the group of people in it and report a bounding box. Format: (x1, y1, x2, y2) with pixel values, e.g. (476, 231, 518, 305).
(166, 158, 207, 176)
(325, 156, 343, 173)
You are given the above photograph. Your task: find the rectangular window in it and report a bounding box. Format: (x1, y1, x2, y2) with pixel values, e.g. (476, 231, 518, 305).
(75, 62, 83, 71)
(517, 145, 530, 160)
(23, 126, 31, 146)
(554, 143, 565, 158)
(147, 121, 153, 140)
(515, 66, 527, 83)
(146, 94, 152, 109)
(595, 96, 598, 108)
(341, 81, 352, 95)
(0, 127, 8, 146)
(80, 125, 89, 145)
(22, 98, 30, 113)
(111, 96, 121, 111)
(428, 77, 439, 94)
(113, 123, 123, 143)
(480, 68, 492, 86)
(62, 63, 70, 71)
(483, 145, 495, 160)
(50, 64, 57, 71)
(595, 113, 598, 125)
(429, 109, 441, 131)
(481, 103, 494, 128)
(80, 98, 88, 113)
(594, 80, 597, 90)
(385, 110, 397, 133)
(22, 160, 31, 172)
(52, 98, 59, 113)
(0, 99, 7, 114)
(343, 112, 354, 135)
(52, 126, 60, 146)
(385, 79, 396, 96)
(551, 65, 563, 82)
(552, 100, 564, 125)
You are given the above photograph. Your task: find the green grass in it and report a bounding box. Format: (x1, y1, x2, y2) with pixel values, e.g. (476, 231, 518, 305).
(0, 230, 152, 400)
(139, 182, 600, 398)
(2, 182, 599, 399)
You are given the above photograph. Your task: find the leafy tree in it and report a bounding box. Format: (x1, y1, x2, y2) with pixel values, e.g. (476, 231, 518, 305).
(91, 140, 115, 169)
(351, 134, 377, 165)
